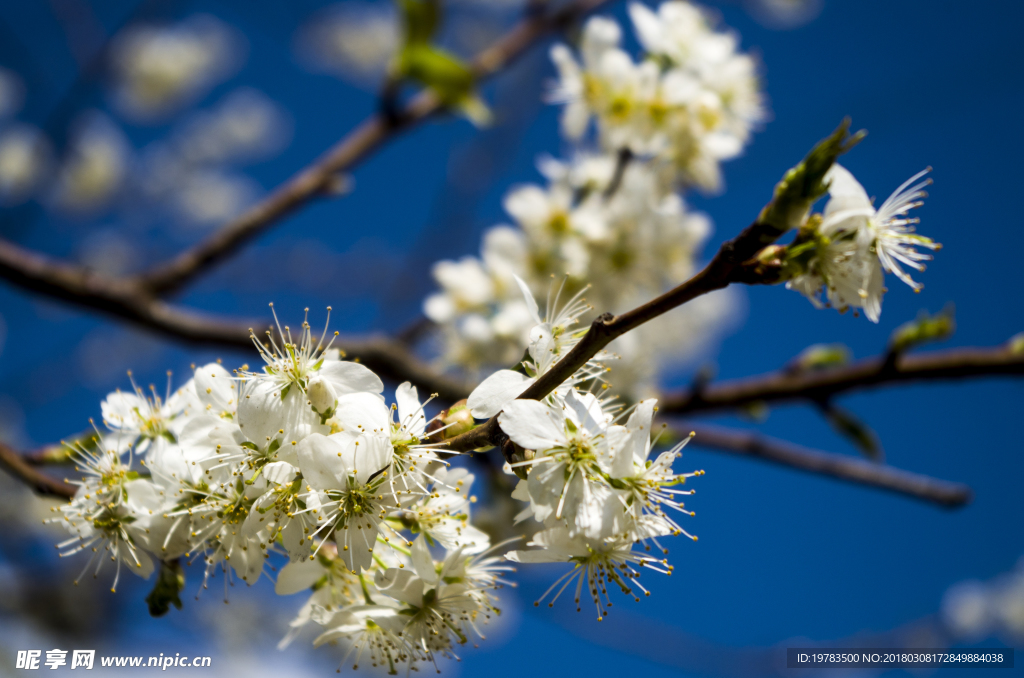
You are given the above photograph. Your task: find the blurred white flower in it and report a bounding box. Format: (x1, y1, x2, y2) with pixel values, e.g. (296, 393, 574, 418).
(134, 89, 290, 228)
(294, 3, 399, 87)
(744, 0, 823, 29)
(176, 88, 293, 166)
(0, 124, 51, 205)
(940, 557, 1024, 644)
(109, 14, 246, 122)
(51, 112, 130, 216)
(174, 169, 259, 227)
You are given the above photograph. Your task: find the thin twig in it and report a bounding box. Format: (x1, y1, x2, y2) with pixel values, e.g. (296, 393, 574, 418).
(659, 344, 1024, 416)
(679, 422, 972, 507)
(0, 441, 75, 499)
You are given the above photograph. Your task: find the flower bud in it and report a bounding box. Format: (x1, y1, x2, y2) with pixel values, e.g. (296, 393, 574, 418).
(425, 399, 475, 442)
(306, 375, 337, 417)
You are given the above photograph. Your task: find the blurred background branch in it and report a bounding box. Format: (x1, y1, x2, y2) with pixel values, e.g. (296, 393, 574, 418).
(677, 423, 972, 507)
(661, 343, 1024, 416)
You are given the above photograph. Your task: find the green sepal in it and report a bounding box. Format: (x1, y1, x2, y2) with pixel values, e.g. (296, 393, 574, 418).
(146, 560, 185, 617)
(759, 119, 866, 236)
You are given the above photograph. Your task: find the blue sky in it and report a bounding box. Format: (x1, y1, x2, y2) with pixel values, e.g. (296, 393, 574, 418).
(0, 0, 1022, 675)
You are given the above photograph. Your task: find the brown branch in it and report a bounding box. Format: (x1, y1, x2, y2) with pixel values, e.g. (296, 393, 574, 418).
(0, 441, 75, 499)
(137, 0, 618, 296)
(0, 228, 473, 401)
(679, 422, 972, 507)
(659, 344, 1024, 416)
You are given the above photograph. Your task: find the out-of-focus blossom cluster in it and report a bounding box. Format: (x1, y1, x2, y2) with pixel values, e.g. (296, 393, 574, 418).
(108, 15, 245, 122)
(744, 0, 823, 30)
(0, 69, 130, 214)
(0, 68, 50, 207)
(51, 112, 131, 216)
(294, 3, 400, 88)
(425, 1, 753, 398)
(138, 88, 292, 228)
(942, 556, 1024, 644)
(51, 310, 509, 672)
(0, 11, 289, 250)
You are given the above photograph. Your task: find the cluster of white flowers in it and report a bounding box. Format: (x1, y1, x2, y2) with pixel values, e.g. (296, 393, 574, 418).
(49, 308, 510, 672)
(551, 2, 764, 191)
(425, 154, 718, 376)
(425, 1, 756, 397)
(500, 391, 701, 620)
(463, 282, 702, 619)
(786, 164, 939, 322)
(52, 287, 705, 666)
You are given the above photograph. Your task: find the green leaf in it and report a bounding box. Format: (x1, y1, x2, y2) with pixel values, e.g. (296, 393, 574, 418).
(399, 44, 475, 105)
(398, 0, 439, 46)
(146, 560, 185, 617)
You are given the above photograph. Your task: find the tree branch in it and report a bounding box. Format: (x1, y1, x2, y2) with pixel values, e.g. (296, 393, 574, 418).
(659, 344, 1024, 416)
(680, 422, 972, 507)
(137, 0, 618, 296)
(0, 441, 75, 499)
(0, 236, 474, 398)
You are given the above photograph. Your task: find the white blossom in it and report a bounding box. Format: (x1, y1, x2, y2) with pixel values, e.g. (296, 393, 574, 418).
(787, 164, 938, 322)
(109, 14, 245, 121)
